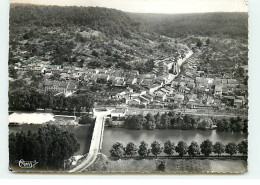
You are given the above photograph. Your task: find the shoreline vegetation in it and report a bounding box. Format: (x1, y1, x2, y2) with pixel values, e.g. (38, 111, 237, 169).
(9, 111, 248, 133)
(108, 140, 248, 160)
(105, 112, 248, 133)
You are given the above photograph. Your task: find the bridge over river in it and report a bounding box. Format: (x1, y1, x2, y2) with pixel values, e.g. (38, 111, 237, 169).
(69, 109, 113, 173)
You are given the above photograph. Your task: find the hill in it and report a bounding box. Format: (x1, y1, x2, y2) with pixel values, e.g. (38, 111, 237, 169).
(10, 4, 146, 38)
(9, 4, 185, 68)
(129, 12, 248, 39)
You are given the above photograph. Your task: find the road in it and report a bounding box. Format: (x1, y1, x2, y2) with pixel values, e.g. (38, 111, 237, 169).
(126, 107, 247, 118)
(69, 109, 113, 173)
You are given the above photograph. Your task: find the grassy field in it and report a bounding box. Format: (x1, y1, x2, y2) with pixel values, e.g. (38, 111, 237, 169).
(85, 154, 247, 174)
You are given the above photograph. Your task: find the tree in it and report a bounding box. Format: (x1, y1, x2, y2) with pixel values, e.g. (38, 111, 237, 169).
(213, 142, 225, 158)
(109, 142, 124, 159)
(105, 118, 113, 127)
(188, 141, 200, 158)
(157, 161, 166, 171)
(157, 113, 170, 129)
(154, 112, 161, 128)
(125, 142, 138, 157)
(232, 119, 244, 132)
(206, 38, 210, 45)
(138, 141, 150, 158)
(238, 140, 248, 156)
(151, 140, 163, 158)
(223, 118, 231, 131)
(9, 67, 18, 79)
(196, 39, 202, 48)
(92, 50, 100, 57)
(225, 142, 238, 158)
(216, 119, 225, 132)
(78, 115, 95, 125)
(175, 141, 188, 158)
(144, 113, 156, 130)
(124, 115, 146, 130)
(163, 140, 175, 157)
(9, 125, 80, 169)
(243, 119, 248, 133)
(200, 139, 213, 158)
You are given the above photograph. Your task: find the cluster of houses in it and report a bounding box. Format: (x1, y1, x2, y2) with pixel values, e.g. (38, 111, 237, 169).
(12, 48, 247, 111)
(44, 81, 77, 94)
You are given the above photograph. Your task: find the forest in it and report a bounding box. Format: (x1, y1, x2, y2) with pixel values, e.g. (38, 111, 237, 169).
(130, 12, 248, 39)
(9, 125, 80, 169)
(10, 4, 145, 38)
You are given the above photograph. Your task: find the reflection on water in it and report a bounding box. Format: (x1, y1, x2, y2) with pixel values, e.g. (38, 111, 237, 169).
(101, 128, 248, 156)
(9, 125, 248, 156)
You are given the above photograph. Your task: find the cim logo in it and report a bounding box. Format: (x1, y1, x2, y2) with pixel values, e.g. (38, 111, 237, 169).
(18, 159, 39, 168)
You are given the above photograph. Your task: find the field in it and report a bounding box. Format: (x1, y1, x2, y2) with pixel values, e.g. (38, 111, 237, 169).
(85, 154, 247, 174)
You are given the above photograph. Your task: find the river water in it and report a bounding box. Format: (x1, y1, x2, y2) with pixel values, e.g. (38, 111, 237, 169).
(101, 128, 247, 155)
(9, 125, 247, 156)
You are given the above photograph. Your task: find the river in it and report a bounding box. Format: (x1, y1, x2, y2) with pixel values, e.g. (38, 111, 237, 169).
(9, 125, 247, 156)
(101, 128, 247, 156)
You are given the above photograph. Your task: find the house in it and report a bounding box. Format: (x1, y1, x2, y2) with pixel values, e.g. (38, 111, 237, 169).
(174, 94, 184, 103)
(115, 91, 128, 100)
(154, 91, 167, 102)
(206, 96, 215, 105)
(187, 82, 195, 89)
(164, 86, 175, 95)
(171, 81, 179, 87)
(84, 73, 94, 81)
(214, 85, 223, 97)
(126, 77, 137, 86)
(67, 83, 77, 93)
(44, 81, 77, 94)
(114, 77, 126, 87)
(96, 74, 110, 83)
(196, 77, 207, 86)
(59, 82, 69, 93)
(234, 99, 243, 108)
(148, 84, 162, 94)
(179, 86, 187, 93)
(110, 108, 126, 118)
(140, 79, 153, 87)
(127, 99, 141, 105)
(139, 94, 154, 103)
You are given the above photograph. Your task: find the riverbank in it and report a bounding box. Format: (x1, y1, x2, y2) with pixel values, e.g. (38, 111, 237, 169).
(101, 127, 247, 156)
(84, 154, 247, 173)
(9, 112, 80, 126)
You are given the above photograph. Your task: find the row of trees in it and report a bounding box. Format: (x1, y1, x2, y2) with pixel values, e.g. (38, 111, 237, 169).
(124, 113, 197, 130)
(216, 117, 247, 132)
(109, 139, 248, 159)
(9, 88, 94, 112)
(123, 112, 247, 132)
(9, 125, 80, 169)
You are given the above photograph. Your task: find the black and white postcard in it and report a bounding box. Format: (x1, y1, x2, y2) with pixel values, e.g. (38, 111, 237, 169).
(8, 0, 248, 174)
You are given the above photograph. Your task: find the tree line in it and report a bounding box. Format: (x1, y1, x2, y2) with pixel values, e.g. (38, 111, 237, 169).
(123, 112, 247, 132)
(130, 12, 248, 39)
(9, 125, 80, 169)
(109, 139, 248, 159)
(10, 4, 143, 38)
(9, 88, 94, 112)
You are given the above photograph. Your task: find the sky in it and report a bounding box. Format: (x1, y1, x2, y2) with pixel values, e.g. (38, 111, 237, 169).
(10, 0, 248, 14)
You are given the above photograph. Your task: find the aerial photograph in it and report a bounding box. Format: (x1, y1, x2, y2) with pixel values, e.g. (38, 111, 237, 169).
(8, 0, 248, 174)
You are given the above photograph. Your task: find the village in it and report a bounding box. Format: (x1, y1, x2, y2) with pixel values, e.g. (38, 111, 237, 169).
(10, 44, 248, 120)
